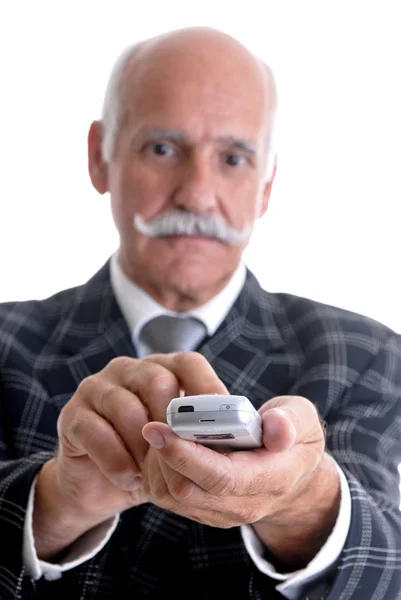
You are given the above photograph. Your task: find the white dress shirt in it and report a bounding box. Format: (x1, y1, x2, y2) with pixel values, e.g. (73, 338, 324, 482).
(23, 253, 351, 598)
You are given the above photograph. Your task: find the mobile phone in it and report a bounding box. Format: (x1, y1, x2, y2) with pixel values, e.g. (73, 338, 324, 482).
(166, 394, 262, 450)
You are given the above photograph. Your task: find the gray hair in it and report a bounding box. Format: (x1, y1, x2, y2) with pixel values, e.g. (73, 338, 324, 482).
(100, 42, 278, 181)
(100, 43, 140, 165)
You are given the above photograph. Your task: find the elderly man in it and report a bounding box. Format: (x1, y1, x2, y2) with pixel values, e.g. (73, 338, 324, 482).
(0, 26, 400, 600)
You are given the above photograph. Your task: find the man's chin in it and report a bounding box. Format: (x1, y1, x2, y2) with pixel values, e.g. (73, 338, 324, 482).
(156, 262, 233, 302)
(162, 270, 216, 297)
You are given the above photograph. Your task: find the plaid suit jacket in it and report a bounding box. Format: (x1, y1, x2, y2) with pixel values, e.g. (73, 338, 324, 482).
(0, 260, 401, 600)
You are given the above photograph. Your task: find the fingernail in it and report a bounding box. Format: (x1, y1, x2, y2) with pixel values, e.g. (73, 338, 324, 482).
(266, 408, 287, 437)
(143, 429, 165, 449)
(267, 408, 296, 444)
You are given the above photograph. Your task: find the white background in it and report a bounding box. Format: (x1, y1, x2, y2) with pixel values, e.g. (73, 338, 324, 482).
(0, 1, 400, 333)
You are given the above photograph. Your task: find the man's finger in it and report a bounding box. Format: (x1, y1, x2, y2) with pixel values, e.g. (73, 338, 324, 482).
(102, 357, 181, 422)
(261, 408, 297, 452)
(259, 395, 325, 452)
(142, 423, 236, 495)
(73, 378, 151, 465)
(144, 352, 229, 397)
(59, 409, 141, 489)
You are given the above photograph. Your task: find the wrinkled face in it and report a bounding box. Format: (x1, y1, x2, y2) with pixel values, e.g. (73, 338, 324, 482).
(92, 37, 275, 304)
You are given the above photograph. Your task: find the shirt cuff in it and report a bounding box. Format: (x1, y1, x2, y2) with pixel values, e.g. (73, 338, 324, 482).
(23, 475, 120, 581)
(241, 459, 351, 600)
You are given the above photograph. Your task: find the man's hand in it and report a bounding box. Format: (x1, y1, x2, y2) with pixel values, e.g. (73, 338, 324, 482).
(141, 394, 341, 569)
(33, 353, 228, 560)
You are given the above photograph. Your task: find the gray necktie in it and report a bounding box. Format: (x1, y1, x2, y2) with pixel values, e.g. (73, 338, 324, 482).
(139, 314, 207, 355)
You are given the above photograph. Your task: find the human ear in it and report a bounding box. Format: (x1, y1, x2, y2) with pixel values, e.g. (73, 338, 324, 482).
(257, 158, 277, 218)
(87, 120, 109, 194)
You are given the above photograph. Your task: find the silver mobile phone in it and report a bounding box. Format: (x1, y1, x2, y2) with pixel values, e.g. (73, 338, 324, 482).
(166, 394, 262, 450)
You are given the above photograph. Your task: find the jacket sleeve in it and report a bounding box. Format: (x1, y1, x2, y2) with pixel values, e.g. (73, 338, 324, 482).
(0, 365, 59, 600)
(303, 333, 401, 600)
(0, 422, 54, 599)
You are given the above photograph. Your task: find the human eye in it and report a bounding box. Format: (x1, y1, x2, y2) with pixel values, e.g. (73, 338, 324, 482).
(149, 142, 175, 157)
(224, 153, 247, 167)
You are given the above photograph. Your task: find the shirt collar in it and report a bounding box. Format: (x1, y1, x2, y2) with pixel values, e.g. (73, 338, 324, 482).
(109, 252, 246, 345)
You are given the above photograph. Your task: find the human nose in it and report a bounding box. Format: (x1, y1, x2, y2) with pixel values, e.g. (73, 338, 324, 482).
(172, 154, 217, 212)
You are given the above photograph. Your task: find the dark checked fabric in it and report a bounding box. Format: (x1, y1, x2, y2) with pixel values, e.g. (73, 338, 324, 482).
(0, 259, 401, 600)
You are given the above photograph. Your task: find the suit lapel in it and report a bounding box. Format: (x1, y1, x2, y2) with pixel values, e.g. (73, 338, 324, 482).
(41, 261, 136, 408)
(198, 269, 290, 409)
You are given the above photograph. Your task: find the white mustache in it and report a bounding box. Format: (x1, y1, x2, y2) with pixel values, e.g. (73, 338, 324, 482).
(133, 211, 252, 246)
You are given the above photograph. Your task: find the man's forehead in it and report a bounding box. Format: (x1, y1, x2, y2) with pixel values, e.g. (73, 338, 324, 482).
(120, 69, 269, 141)
(123, 63, 266, 105)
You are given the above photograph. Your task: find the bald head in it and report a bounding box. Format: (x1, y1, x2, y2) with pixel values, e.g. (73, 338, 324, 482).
(101, 27, 277, 178)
